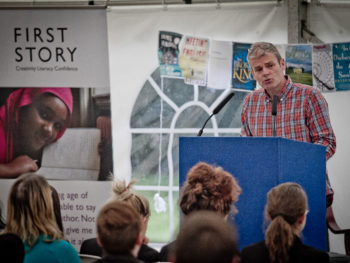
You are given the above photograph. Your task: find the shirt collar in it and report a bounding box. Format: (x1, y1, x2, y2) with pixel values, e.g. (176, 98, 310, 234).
(263, 75, 293, 102)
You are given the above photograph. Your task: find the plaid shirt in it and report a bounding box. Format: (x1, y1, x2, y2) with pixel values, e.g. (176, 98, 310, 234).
(241, 77, 336, 202)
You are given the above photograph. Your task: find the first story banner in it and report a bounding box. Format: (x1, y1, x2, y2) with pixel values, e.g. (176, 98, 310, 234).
(0, 8, 112, 251)
(0, 9, 109, 88)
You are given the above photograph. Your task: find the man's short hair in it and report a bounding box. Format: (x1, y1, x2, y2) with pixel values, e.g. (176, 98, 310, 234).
(174, 210, 239, 263)
(97, 200, 141, 254)
(247, 42, 282, 64)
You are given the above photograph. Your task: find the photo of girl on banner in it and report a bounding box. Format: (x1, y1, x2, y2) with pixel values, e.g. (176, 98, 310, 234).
(0, 87, 113, 181)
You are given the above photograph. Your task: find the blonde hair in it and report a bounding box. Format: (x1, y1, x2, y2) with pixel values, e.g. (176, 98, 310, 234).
(265, 182, 308, 263)
(179, 162, 241, 216)
(3, 173, 63, 248)
(108, 180, 149, 217)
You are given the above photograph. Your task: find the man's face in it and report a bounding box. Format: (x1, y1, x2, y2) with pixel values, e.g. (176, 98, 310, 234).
(18, 94, 68, 157)
(250, 52, 286, 95)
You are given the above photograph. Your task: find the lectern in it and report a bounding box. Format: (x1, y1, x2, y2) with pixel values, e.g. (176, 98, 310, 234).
(179, 137, 326, 251)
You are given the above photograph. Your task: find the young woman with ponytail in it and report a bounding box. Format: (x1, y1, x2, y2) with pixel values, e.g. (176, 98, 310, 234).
(241, 182, 329, 263)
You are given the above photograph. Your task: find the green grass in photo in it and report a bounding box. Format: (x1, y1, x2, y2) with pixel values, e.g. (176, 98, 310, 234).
(135, 190, 180, 243)
(288, 72, 313, 86)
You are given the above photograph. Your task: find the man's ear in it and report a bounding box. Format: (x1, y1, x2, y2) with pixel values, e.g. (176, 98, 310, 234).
(97, 236, 103, 248)
(135, 233, 143, 246)
(280, 57, 285, 69)
(298, 213, 306, 225)
(232, 255, 240, 263)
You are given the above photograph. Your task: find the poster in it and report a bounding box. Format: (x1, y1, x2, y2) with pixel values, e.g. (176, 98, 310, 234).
(333, 42, 350, 91)
(0, 9, 112, 251)
(312, 44, 335, 92)
(285, 44, 313, 86)
(232, 42, 255, 90)
(158, 31, 183, 77)
(178, 35, 209, 86)
(207, 40, 232, 90)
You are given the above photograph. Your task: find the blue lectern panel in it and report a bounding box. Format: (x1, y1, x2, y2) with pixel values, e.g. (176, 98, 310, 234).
(179, 137, 326, 251)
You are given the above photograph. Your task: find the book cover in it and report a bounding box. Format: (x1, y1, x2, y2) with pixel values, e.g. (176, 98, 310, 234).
(232, 42, 255, 91)
(158, 31, 183, 77)
(333, 42, 350, 91)
(285, 44, 313, 86)
(312, 44, 335, 92)
(178, 35, 209, 86)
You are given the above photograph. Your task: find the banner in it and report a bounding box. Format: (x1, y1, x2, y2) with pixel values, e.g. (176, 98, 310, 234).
(0, 9, 109, 88)
(333, 42, 350, 91)
(0, 9, 112, 251)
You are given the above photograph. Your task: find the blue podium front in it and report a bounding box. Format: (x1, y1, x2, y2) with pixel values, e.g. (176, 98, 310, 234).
(179, 137, 326, 251)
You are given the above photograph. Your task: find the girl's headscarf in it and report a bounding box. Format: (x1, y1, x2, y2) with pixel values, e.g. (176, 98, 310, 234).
(0, 88, 73, 163)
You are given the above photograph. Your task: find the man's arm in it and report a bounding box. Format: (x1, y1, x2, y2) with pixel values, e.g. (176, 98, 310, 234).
(307, 89, 336, 160)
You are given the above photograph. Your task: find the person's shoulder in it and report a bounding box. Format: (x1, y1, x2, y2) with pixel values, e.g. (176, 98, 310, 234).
(80, 237, 98, 250)
(54, 239, 80, 262)
(241, 240, 268, 263)
(243, 89, 264, 103)
(159, 241, 175, 262)
(291, 240, 329, 263)
(292, 82, 321, 94)
(300, 244, 329, 261)
(241, 240, 266, 253)
(291, 82, 326, 99)
(138, 244, 160, 262)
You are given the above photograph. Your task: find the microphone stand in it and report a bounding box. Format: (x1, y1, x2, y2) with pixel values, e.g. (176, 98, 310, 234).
(197, 113, 214, 137)
(197, 92, 234, 137)
(272, 115, 276, 137)
(272, 95, 278, 137)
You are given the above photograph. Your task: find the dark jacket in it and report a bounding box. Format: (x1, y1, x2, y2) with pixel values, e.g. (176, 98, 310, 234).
(81, 238, 160, 263)
(241, 236, 329, 263)
(159, 241, 175, 262)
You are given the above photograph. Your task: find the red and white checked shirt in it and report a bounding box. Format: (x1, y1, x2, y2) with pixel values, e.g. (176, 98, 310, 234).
(241, 77, 336, 200)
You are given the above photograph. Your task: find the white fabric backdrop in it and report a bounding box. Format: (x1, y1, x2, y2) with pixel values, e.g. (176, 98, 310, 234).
(107, 2, 350, 253)
(107, 1, 287, 180)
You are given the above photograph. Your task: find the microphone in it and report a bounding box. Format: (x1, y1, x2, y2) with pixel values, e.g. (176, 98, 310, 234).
(272, 95, 278, 136)
(197, 92, 234, 136)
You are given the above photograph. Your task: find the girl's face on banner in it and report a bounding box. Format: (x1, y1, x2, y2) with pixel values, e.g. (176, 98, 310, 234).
(18, 93, 68, 156)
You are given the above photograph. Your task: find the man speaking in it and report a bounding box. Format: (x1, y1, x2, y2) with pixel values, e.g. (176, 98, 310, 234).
(240, 42, 336, 207)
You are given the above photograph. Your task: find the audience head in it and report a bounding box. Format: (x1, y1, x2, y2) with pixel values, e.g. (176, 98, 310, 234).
(96, 200, 142, 256)
(173, 210, 239, 263)
(0, 233, 25, 263)
(247, 42, 282, 65)
(108, 180, 150, 242)
(3, 173, 63, 248)
(179, 162, 241, 217)
(108, 179, 149, 218)
(265, 182, 308, 263)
